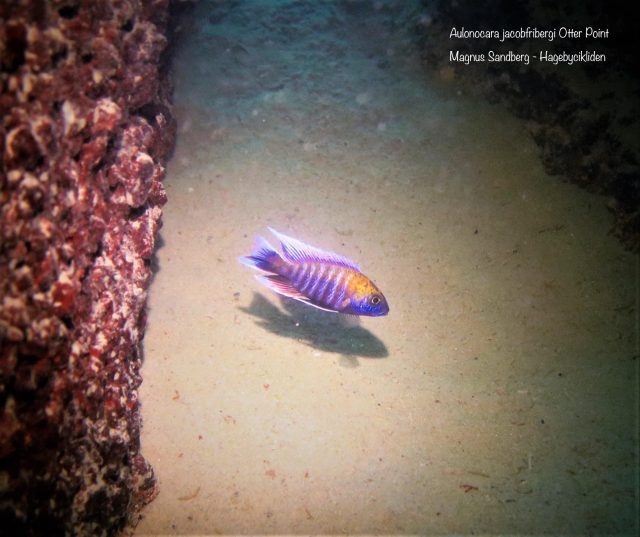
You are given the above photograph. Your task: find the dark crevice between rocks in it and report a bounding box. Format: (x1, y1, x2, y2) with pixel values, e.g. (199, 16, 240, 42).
(57, 4, 80, 21)
(2, 23, 28, 73)
(51, 46, 69, 68)
(121, 18, 135, 33)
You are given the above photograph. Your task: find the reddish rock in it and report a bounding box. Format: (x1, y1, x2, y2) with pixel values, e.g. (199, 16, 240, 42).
(0, 0, 175, 535)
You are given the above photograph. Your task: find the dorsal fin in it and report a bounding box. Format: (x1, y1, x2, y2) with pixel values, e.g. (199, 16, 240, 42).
(268, 227, 361, 271)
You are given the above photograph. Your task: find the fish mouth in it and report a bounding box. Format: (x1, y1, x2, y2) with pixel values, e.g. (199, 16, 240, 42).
(373, 306, 390, 317)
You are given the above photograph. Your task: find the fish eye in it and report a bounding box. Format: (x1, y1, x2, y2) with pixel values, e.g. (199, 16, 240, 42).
(370, 295, 381, 305)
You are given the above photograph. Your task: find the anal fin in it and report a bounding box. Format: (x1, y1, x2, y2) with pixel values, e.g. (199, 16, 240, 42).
(256, 275, 339, 313)
(256, 274, 306, 300)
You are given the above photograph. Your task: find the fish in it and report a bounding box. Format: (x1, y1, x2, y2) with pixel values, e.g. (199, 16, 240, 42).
(238, 228, 389, 317)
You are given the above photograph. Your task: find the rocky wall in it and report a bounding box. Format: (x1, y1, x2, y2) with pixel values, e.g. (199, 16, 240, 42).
(417, 0, 639, 251)
(0, 1, 175, 535)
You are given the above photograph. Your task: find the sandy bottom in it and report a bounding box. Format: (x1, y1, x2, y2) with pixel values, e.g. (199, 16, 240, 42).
(134, 1, 638, 534)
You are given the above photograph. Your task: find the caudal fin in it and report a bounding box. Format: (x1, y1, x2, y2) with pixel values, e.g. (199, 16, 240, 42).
(238, 236, 281, 273)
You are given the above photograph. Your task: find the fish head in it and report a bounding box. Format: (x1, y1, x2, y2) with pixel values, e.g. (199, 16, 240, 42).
(348, 289, 389, 317)
(343, 273, 389, 317)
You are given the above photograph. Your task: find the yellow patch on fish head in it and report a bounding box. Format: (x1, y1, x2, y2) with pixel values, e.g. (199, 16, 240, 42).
(348, 272, 379, 299)
(344, 271, 389, 316)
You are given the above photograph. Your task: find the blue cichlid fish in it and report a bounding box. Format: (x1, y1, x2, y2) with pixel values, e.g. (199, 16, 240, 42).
(239, 228, 389, 317)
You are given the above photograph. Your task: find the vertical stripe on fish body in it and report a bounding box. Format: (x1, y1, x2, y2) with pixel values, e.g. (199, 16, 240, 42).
(238, 228, 389, 317)
(280, 261, 367, 312)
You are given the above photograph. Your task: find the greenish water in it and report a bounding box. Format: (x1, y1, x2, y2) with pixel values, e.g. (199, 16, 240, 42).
(135, 1, 638, 534)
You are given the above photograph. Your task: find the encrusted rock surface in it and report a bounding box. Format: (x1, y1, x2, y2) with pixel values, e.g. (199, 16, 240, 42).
(417, 0, 639, 251)
(0, 1, 175, 535)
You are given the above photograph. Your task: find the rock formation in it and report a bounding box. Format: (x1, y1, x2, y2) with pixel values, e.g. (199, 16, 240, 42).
(0, 1, 175, 534)
(417, 0, 639, 250)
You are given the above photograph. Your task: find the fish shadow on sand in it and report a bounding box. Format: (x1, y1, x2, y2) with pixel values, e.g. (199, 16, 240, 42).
(239, 293, 389, 359)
